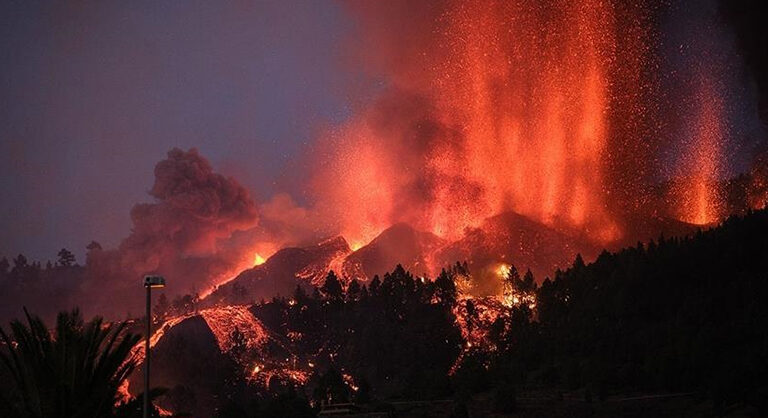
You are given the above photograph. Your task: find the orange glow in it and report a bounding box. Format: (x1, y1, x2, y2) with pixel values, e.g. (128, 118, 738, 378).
(129, 313, 194, 367)
(342, 373, 360, 392)
(674, 74, 724, 225)
(314, 0, 624, 250)
(496, 264, 511, 278)
(200, 244, 280, 297)
(199, 306, 269, 352)
(450, 296, 506, 374)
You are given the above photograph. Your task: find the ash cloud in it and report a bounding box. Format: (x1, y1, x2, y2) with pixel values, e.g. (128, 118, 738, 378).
(83, 148, 259, 317)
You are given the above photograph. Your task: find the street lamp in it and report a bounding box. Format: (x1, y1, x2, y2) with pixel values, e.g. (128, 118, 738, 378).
(143, 275, 165, 418)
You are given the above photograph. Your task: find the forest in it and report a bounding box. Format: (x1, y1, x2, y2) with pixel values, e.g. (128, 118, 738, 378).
(2, 209, 767, 416)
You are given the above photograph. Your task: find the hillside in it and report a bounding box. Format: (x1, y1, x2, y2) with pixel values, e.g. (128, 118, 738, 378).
(126, 209, 768, 416)
(484, 208, 768, 413)
(202, 236, 351, 306)
(341, 222, 445, 281)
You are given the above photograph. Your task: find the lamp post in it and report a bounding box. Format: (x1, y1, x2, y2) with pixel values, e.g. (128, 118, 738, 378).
(143, 275, 165, 418)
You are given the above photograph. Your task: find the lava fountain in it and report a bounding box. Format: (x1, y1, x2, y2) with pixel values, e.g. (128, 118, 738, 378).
(674, 73, 725, 225)
(313, 0, 666, 248)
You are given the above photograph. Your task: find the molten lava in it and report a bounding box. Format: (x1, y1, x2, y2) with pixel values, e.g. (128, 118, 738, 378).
(199, 305, 268, 352)
(674, 74, 725, 225)
(313, 0, 649, 250)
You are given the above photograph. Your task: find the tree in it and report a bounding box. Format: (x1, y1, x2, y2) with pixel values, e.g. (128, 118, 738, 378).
(0, 308, 141, 417)
(293, 285, 310, 307)
(155, 294, 169, 320)
(346, 279, 361, 302)
(229, 326, 249, 367)
(12, 254, 28, 273)
(502, 264, 520, 295)
(434, 269, 457, 306)
(521, 269, 536, 293)
(320, 271, 343, 301)
(369, 275, 381, 295)
(0, 257, 9, 275)
(464, 299, 478, 333)
(57, 248, 76, 267)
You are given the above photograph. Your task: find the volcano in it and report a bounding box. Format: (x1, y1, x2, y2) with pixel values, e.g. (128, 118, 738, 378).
(342, 223, 445, 281)
(434, 211, 601, 292)
(203, 206, 713, 307)
(205, 211, 596, 304)
(203, 236, 351, 307)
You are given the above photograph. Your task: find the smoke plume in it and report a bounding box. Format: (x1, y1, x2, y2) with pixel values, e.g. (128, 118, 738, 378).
(83, 148, 259, 316)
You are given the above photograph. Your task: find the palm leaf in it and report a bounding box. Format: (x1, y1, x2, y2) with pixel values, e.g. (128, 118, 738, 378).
(0, 308, 144, 418)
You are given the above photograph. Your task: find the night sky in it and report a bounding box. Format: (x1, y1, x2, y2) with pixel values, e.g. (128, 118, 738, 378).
(2, 0, 766, 265)
(1, 1, 354, 261)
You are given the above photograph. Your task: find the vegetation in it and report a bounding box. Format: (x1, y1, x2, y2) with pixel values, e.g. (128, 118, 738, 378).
(0, 308, 144, 417)
(0, 252, 86, 325)
(252, 265, 463, 403)
(459, 209, 768, 415)
(3, 209, 768, 416)
(245, 209, 768, 415)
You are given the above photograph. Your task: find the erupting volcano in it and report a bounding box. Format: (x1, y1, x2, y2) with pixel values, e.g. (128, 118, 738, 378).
(1, 0, 764, 325)
(51, 0, 765, 312)
(303, 0, 761, 266)
(673, 74, 726, 225)
(314, 0, 628, 247)
(3, 0, 768, 416)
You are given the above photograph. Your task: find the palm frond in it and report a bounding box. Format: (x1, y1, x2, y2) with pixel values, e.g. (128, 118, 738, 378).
(0, 308, 146, 418)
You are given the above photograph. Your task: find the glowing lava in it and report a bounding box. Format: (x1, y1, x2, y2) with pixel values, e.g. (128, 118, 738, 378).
(674, 74, 725, 225)
(199, 305, 269, 352)
(253, 253, 266, 266)
(315, 0, 632, 248)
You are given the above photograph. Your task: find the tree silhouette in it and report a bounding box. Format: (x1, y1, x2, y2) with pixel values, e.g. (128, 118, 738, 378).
(0, 257, 9, 275)
(320, 271, 343, 301)
(346, 279, 361, 302)
(12, 254, 28, 274)
(229, 326, 249, 367)
(154, 294, 169, 320)
(0, 308, 141, 417)
(56, 248, 76, 267)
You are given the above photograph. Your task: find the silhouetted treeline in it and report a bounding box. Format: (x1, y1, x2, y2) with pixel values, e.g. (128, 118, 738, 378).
(0, 249, 86, 324)
(252, 265, 463, 402)
(158, 209, 768, 415)
(458, 210, 768, 414)
(147, 265, 463, 416)
(5, 209, 768, 415)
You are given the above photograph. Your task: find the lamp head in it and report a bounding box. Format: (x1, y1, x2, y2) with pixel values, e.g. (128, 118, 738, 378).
(143, 275, 166, 288)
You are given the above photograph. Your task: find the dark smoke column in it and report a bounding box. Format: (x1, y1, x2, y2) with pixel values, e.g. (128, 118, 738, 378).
(83, 148, 259, 319)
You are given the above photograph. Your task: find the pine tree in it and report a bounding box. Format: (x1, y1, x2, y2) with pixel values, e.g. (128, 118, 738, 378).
(57, 248, 76, 267)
